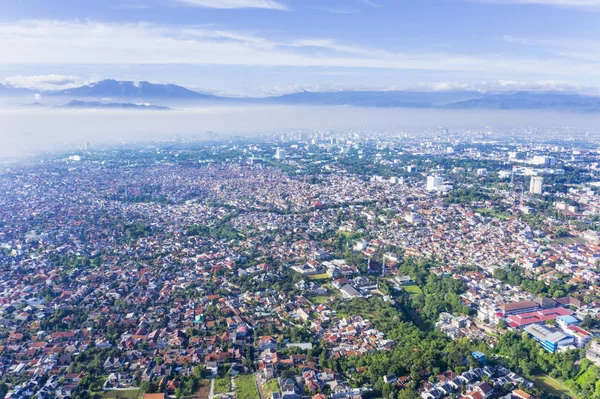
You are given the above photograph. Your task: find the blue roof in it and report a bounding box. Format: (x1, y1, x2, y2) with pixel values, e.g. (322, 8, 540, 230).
(472, 351, 486, 358)
(557, 315, 579, 325)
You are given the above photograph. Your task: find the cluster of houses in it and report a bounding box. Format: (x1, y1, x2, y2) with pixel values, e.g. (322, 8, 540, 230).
(419, 366, 535, 399)
(3, 138, 600, 399)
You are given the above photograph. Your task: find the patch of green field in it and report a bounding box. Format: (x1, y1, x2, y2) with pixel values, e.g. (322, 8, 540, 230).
(308, 273, 331, 280)
(262, 378, 280, 399)
(309, 295, 332, 304)
(102, 391, 141, 399)
(214, 377, 231, 394)
(402, 284, 422, 295)
(475, 208, 510, 220)
(235, 374, 260, 399)
(552, 236, 585, 245)
(532, 375, 579, 398)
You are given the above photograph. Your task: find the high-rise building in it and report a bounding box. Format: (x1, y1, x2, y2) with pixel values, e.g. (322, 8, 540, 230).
(532, 155, 556, 167)
(426, 175, 444, 191)
(530, 176, 544, 194)
(275, 148, 287, 160)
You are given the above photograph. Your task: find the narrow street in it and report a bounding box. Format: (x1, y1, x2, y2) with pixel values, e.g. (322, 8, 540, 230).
(208, 378, 216, 399)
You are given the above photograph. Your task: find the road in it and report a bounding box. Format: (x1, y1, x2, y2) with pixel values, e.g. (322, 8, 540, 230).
(209, 378, 216, 399)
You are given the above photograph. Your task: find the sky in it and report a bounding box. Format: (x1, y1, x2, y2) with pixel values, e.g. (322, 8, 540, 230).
(1, 0, 600, 95)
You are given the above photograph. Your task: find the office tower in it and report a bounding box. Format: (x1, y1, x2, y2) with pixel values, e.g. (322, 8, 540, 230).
(530, 176, 544, 194)
(275, 148, 287, 160)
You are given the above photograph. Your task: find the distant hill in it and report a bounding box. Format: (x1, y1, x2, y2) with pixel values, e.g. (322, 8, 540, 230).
(444, 91, 600, 112)
(260, 90, 482, 107)
(4, 78, 600, 112)
(260, 90, 600, 111)
(52, 79, 219, 99)
(61, 100, 172, 110)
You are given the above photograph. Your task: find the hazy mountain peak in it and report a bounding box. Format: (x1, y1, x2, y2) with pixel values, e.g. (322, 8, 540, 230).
(52, 79, 218, 99)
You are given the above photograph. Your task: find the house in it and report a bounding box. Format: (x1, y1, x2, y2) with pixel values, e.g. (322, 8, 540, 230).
(205, 361, 218, 375)
(103, 356, 123, 370)
(586, 341, 600, 366)
(258, 336, 278, 351)
(473, 381, 494, 398)
(340, 284, 362, 299)
(263, 364, 275, 379)
(471, 351, 487, 364)
(279, 377, 300, 399)
(503, 389, 534, 399)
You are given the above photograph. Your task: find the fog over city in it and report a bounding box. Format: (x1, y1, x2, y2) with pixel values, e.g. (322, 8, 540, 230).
(1, 105, 600, 160)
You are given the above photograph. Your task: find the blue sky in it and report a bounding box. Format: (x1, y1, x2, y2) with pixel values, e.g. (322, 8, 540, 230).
(2, 0, 600, 95)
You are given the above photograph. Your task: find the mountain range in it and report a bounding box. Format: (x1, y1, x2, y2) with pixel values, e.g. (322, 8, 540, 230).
(52, 79, 219, 100)
(3, 79, 600, 112)
(61, 100, 172, 110)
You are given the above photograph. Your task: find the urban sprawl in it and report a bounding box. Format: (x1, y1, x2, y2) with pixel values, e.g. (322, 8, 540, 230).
(3, 128, 600, 399)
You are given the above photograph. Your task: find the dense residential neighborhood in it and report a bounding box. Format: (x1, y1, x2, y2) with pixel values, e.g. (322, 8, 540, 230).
(2, 131, 600, 399)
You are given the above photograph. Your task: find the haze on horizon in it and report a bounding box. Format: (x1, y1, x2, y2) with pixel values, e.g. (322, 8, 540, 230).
(0, 105, 599, 161)
(2, 0, 600, 160)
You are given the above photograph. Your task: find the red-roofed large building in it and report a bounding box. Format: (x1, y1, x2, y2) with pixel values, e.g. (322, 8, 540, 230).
(507, 307, 574, 329)
(498, 301, 540, 316)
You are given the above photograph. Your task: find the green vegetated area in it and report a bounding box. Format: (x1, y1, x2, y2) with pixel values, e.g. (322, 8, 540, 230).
(401, 284, 422, 296)
(101, 391, 141, 399)
(475, 207, 510, 219)
(443, 188, 494, 205)
(493, 322, 600, 399)
(308, 273, 332, 280)
(326, 257, 600, 399)
(214, 377, 232, 394)
(262, 378, 280, 399)
(310, 295, 333, 304)
(119, 221, 154, 241)
(185, 219, 242, 241)
(235, 374, 260, 399)
(322, 258, 486, 399)
(531, 375, 577, 399)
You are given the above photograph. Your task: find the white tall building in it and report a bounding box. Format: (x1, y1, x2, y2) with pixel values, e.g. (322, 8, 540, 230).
(275, 148, 287, 160)
(532, 155, 556, 166)
(530, 176, 544, 194)
(426, 175, 444, 191)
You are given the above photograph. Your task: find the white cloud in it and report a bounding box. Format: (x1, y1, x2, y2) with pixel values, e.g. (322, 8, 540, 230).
(177, 0, 289, 10)
(0, 20, 599, 80)
(415, 80, 600, 94)
(218, 80, 600, 97)
(503, 35, 600, 62)
(5, 74, 104, 92)
(4, 74, 88, 91)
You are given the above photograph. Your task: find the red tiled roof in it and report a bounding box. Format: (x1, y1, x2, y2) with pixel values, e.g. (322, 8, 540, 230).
(507, 307, 573, 328)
